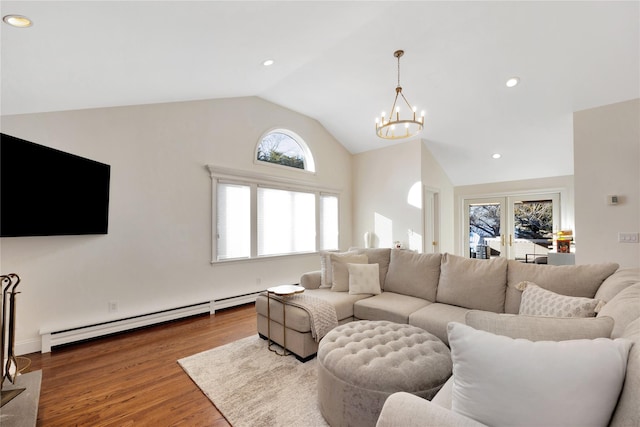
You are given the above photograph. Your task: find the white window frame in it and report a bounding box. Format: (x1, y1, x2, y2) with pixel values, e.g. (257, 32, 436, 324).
(207, 165, 340, 263)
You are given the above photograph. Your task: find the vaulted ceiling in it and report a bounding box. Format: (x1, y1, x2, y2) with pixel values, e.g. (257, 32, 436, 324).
(2, 1, 638, 185)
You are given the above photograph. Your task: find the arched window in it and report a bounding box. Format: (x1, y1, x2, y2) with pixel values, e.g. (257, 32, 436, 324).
(256, 129, 315, 172)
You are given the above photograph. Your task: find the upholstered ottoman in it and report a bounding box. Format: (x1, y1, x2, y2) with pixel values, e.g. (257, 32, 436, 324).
(317, 320, 452, 427)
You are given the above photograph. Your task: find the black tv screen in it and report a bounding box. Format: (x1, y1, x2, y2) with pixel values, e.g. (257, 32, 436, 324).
(0, 133, 110, 237)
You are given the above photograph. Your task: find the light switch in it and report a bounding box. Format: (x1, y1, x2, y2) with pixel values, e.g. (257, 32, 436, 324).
(618, 232, 639, 243)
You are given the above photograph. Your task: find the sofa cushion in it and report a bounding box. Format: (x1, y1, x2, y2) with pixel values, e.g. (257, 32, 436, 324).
(350, 247, 392, 289)
(408, 303, 470, 345)
(597, 282, 640, 338)
(353, 292, 430, 324)
(447, 322, 632, 427)
(518, 282, 602, 317)
(505, 260, 619, 313)
(255, 289, 371, 332)
(384, 250, 441, 301)
(348, 263, 381, 295)
(330, 253, 368, 292)
(465, 310, 614, 341)
(610, 317, 640, 427)
(436, 254, 507, 313)
(320, 250, 354, 288)
(595, 268, 640, 302)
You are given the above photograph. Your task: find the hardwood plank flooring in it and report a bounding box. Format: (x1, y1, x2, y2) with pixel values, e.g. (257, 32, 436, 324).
(21, 303, 257, 426)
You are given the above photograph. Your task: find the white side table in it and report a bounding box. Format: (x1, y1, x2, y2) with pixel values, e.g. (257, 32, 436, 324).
(266, 285, 304, 356)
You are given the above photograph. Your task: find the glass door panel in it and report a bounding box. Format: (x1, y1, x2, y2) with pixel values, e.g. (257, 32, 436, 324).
(509, 194, 558, 263)
(465, 198, 505, 258)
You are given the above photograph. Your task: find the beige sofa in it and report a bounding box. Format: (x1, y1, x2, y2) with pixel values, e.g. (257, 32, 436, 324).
(376, 267, 640, 427)
(255, 248, 626, 360)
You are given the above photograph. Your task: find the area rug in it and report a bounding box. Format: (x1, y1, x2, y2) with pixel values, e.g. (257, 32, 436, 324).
(178, 335, 328, 427)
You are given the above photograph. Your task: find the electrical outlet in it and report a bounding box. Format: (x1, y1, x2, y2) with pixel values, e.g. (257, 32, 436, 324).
(618, 232, 639, 243)
(108, 300, 119, 313)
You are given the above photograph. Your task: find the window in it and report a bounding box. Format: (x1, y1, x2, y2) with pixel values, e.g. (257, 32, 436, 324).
(256, 130, 315, 172)
(210, 168, 339, 262)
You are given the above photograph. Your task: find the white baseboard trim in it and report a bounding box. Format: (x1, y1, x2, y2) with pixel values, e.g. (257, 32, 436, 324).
(16, 338, 42, 357)
(39, 302, 213, 353)
(212, 291, 261, 312)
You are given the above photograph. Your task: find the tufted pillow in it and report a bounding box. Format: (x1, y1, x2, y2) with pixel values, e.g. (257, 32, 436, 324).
(348, 263, 381, 295)
(448, 322, 632, 427)
(518, 282, 603, 317)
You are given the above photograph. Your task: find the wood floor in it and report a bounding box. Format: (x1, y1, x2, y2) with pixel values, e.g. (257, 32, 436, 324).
(22, 303, 257, 426)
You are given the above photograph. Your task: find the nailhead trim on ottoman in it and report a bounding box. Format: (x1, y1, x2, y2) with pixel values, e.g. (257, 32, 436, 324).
(317, 320, 452, 427)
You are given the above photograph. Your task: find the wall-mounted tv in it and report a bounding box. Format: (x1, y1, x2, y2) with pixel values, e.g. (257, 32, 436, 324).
(1, 133, 111, 237)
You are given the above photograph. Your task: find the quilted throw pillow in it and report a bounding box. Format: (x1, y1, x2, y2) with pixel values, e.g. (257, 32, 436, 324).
(517, 281, 604, 317)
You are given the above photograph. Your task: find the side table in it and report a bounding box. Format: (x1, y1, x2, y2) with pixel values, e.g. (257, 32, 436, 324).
(266, 284, 304, 356)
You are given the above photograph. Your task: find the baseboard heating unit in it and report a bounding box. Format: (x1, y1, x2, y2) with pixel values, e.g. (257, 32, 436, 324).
(39, 292, 262, 353)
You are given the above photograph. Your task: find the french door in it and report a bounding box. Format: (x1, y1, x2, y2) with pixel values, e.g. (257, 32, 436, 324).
(464, 193, 560, 260)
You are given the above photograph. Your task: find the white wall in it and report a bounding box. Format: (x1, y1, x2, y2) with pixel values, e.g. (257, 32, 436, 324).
(574, 99, 640, 267)
(0, 96, 353, 354)
(352, 139, 454, 253)
(454, 176, 575, 256)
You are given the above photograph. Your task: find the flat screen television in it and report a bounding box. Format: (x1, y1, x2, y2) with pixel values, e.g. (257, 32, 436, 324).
(0, 133, 111, 237)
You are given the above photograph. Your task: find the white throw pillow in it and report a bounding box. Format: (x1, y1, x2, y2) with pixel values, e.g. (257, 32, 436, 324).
(348, 263, 381, 295)
(518, 281, 603, 317)
(447, 322, 632, 427)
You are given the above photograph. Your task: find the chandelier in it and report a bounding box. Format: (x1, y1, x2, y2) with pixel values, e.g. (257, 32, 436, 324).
(375, 50, 425, 140)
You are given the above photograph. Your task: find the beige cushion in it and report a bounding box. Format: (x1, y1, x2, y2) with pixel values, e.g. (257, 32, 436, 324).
(448, 322, 632, 427)
(595, 268, 640, 302)
(320, 250, 354, 288)
(436, 253, 507, 313)
(518, 282, 602, 317)
(465, 310, 614, 341)
(384, 250, 441, 301)
(349, 247, 392, 289)
(353, 292, 430, 324)
(348, 263, 381, 295)
(597, 282, 640, 338)
(330, 253, 367, 292)
(505, 260, 619, 313)
(408, 303, 470, 345)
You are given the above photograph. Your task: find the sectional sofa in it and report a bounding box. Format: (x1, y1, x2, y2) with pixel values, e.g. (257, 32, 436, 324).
(256, 248, 626, 358)
(255, 248, 639, 427)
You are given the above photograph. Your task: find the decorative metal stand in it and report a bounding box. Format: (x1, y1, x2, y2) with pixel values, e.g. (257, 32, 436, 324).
(1, 273, 24, 407)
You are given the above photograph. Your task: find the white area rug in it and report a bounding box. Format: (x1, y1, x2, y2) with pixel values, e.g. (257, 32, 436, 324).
(178, 335, 328, 427)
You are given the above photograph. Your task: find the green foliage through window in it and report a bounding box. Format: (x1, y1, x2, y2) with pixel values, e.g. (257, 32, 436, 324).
(257, 132, 305, 170)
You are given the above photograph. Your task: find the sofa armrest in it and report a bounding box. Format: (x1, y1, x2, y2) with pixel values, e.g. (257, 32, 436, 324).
(376, 392, 487, 427)
(300, 270, 322, 289)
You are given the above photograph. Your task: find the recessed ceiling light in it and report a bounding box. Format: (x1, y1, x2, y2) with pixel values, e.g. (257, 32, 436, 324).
(262, 59, 274, 67)
(3, 15, 33, 28)
(506, 77, 520, 88)
(492, 153, 502, 159)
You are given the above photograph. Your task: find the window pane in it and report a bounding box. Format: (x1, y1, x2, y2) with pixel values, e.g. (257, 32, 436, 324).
(258, 187, 315, 256)
(217, 183, 250, 260)
(257, 132, 305, 169)
(320, 195, 338, 250)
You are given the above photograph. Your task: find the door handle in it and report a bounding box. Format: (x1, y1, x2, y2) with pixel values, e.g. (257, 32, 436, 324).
(509, 234, 513, 246)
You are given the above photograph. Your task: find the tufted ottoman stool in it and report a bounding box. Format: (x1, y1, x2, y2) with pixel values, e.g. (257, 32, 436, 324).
(317, 320, 452, 427)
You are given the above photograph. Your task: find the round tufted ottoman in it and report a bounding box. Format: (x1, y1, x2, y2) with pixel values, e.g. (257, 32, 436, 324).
(317, 320, 452, 427)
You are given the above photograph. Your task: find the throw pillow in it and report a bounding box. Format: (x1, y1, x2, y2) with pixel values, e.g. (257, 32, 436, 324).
(320, 250, 355, 288)
(465, 310, 614, 341)
(518, 281, 603, 317)
(447, 322, 632, 427)
(348, 263, 381, 295)
(330, 253, 368, 292)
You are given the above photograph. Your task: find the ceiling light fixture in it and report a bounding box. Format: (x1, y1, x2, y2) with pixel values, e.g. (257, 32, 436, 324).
(506, 77, 520, 88)
(262, 59, 274, 67)
(376, 50, 424, 140)
(492, 153, 502, 159)
(3, 15, 32, 28)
